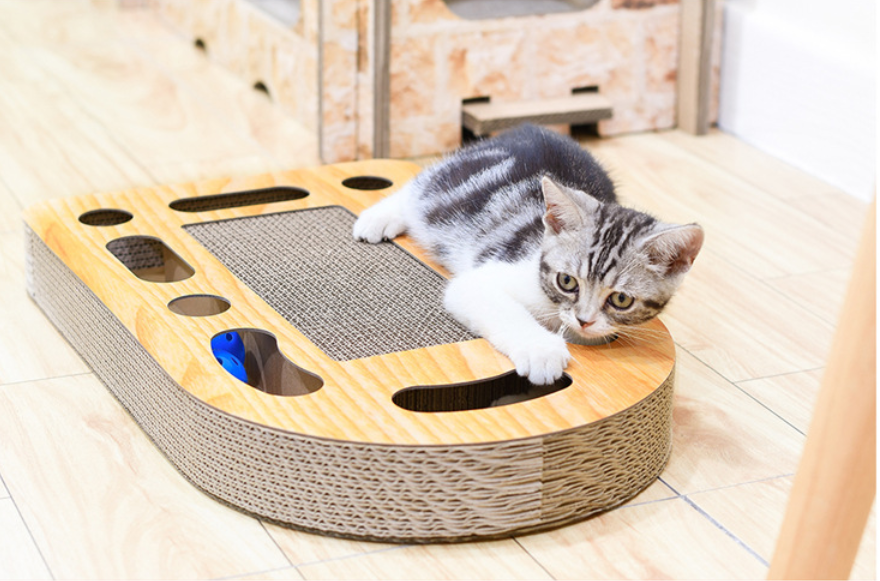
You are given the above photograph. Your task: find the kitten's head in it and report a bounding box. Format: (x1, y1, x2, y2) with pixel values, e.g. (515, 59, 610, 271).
(538, 177, 703, 343)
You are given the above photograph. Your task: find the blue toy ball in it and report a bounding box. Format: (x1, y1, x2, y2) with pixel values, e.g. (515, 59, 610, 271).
(215, 351, 248, 383)
(211, 331, 248, 383)
(211, 331, 245, 362)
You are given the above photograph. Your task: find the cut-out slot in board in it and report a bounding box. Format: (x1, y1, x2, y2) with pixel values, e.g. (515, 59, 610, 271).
(394, 372, 573, 412)
(342, 176, 393, 190)
(169, 186, 308, 213)
(223, 329, 323, 396)
(106, 236, 194, 282)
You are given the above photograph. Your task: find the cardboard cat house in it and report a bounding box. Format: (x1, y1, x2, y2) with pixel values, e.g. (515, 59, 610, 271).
(24, 160, 676, 542)
(153, 0, 722, 162)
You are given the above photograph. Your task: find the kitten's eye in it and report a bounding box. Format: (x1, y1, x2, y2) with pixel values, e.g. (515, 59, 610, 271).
(608, 292, 634, 310)
(556, 273, 579, 293)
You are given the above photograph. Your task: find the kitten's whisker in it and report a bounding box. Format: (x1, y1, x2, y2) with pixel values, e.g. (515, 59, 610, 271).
(612, 331, 639, 349)
(614, 324, 667, 344)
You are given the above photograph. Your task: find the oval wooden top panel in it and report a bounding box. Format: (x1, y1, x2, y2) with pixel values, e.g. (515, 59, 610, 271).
(23, 160, 676, 446)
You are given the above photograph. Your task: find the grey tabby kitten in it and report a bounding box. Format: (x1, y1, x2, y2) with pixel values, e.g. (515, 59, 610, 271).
(353, 124, 703, 385)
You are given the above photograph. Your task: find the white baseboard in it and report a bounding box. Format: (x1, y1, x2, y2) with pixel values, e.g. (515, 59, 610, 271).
(718, 3, 875, 202)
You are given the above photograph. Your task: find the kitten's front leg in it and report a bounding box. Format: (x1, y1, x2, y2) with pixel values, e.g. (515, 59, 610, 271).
(353, 182, 412, 243)
(444, 264, 571, 385)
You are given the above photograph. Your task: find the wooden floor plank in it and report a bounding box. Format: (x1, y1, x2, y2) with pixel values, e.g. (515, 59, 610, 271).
(297, 540, 553, 580)
(661, 249, 834, 382)
(26, 42, 265, 168)
(116, 11, 321, 170)
(790, 190, 870, 234)
(1, 6, 318, 192)
(145, 153, 278, 187)
(236, 567, 307, 580)
(517, 498, 768, 579)
(0, 0, 101, 45)
(0, 231, 91, 385)
(264, 524, 400, 569)
(0, 375, 292, 579)
(736, 369, 823, 435)
(0, 179, 22, 234)
(0, 499, 53, 580)
(0, 62, 155, 205)
(662, 349, 805, 495)
(586, 132, 860, 280)
(766, 268, 852, 326)
(0, 5, 271, 174)
(659, 129, 850, 201)
(690, 477, 876, 580)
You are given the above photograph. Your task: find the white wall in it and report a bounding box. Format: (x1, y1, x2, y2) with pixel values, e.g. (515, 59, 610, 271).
(718, 0, 876, 201)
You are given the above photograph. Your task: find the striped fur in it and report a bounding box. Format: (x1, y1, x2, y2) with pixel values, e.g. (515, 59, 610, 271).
(404, 125, 616, 274)
(354, 124, 703, 383)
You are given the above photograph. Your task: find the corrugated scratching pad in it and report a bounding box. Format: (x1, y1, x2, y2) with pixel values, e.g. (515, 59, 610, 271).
(184, 207, 476, 361)
(23, 160, 676, 542)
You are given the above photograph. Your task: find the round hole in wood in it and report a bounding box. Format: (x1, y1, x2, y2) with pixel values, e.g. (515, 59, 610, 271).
(168, 295, 231, 317)
(79, 209, 133, 227)
(342, 176, 393, 190)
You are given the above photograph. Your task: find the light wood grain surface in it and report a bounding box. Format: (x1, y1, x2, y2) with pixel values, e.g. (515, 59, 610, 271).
(0, 1, 873, 579)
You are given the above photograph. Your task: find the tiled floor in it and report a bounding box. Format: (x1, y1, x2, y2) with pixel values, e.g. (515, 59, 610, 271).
(0, 1, 874, 579)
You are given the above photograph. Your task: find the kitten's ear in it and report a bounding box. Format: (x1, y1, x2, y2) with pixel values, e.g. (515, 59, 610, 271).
(541, 177, 598, 234)
(641, 224, 704, 276)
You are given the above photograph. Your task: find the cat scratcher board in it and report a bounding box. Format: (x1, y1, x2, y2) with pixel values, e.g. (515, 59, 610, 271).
(23, 160, 675, 542)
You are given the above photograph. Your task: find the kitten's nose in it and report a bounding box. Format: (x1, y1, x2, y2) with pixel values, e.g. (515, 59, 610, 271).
(578, 318, 596, 329)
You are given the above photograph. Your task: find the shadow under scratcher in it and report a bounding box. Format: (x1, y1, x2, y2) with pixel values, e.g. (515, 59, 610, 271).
(184, 207, 476, 361)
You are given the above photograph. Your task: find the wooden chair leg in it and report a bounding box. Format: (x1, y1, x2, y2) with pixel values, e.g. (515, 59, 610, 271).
(768, 201, 876, 579)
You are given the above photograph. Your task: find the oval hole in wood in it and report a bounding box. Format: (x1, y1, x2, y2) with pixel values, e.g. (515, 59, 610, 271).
(169, 186, 308, 213)
(342, 176, 393, 191)
(393, 372, 572, 412)
(214, 329, 323, 397)
(168, 294, 231, 317)
(79, 208, 133, 227)
(106, 236, 195, 283)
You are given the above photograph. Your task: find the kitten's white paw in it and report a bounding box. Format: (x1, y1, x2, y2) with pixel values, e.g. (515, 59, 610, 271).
(509, 334, 571, 385)
(353, 202, 407, 243)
